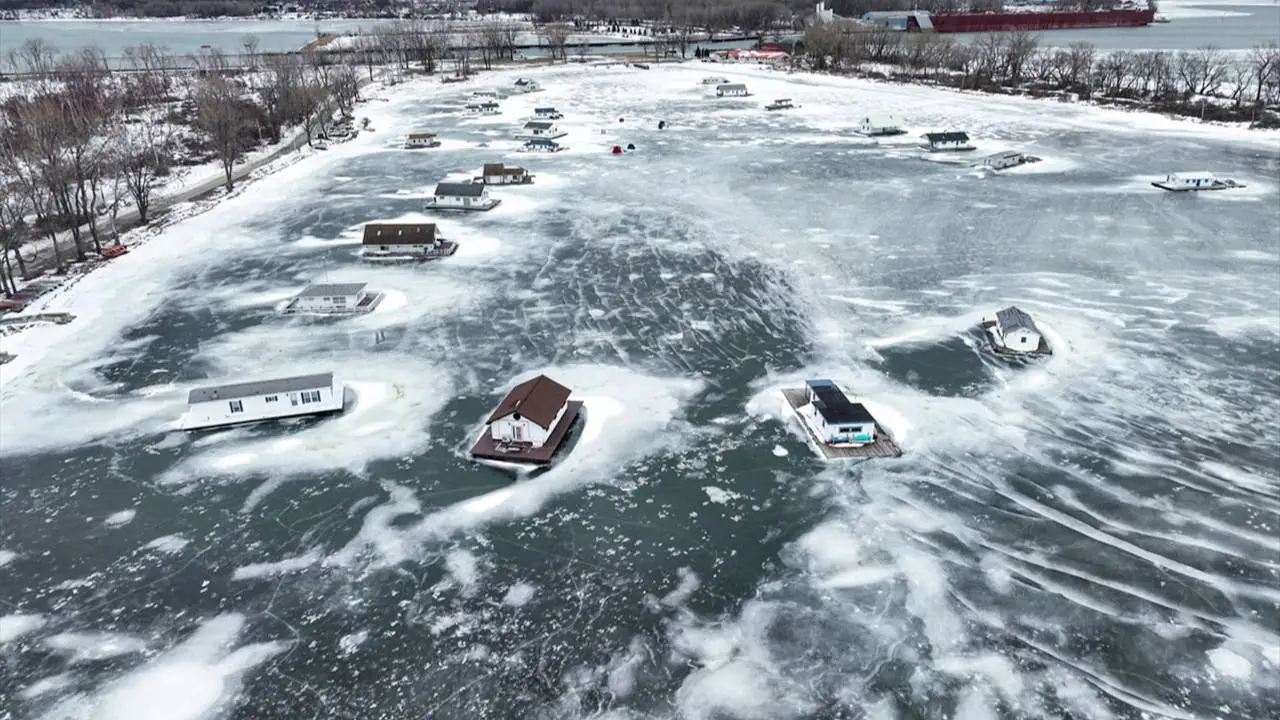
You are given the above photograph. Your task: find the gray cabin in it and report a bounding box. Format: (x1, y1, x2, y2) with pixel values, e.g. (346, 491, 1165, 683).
(923, 131, 974, 151)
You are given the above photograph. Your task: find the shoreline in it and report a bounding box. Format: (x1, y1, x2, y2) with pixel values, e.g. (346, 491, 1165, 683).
(0, 68, 412, 379)
(2, 58, 1274, 384)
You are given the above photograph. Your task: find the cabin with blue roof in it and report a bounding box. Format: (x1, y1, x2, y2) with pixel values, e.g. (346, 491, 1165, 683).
(802, 379, 876, 445)
(534, 107, 563, 119)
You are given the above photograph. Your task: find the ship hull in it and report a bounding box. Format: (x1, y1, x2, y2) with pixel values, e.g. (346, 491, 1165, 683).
(919, 9, 1155, 33)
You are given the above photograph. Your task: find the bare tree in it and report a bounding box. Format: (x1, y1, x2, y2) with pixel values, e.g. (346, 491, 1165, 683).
(193, 75, 248, 190)
(1003, 31, 1038, 84)
(241, 34, 261, 74)
(113, 110, 174, 224)
(542, 23, 571, 63)
(1248, 42, 1279, 107)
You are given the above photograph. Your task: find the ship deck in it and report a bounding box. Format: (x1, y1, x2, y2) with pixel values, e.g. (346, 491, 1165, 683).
(980, 320, 1053, 357)
(781, 388, 903, 460)
(469, 401, 583, 465)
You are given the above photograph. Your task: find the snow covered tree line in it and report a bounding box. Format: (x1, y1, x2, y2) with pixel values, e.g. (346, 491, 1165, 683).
(0, 36, 362, 294)
(800, 25, 1280, 123)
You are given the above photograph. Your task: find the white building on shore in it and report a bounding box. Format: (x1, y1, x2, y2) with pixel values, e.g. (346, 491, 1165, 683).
(180, 372, 345, 431)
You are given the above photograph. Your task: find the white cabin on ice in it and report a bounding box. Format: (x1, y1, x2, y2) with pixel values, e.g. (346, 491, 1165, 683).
(857, 115, 903, 136)
(923, 131, 974, 151)
(404, 133, 441, 149)
(180, 372, 344, 431)
(425, 182, 500, 211)
(1151, 171, 1242, 191)
(519, 120, 565, 139)
(716, 83, 750, 97)
(485, 375, 572, 448)
(533, 106, 563, 119)
(799, 380, 877, 445)
(281, 283, 382, 314)
(992, 306, 1042, 353)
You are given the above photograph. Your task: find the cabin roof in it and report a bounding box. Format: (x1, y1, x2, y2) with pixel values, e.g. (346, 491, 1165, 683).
(188, 372, 334, 404)
(407, 133, 436, 139)
(525, 120, 554, 129)
(805, 379, 876, 425)
(483, 163, 525, 175)
(987, 151, 1024, 160)
(487, 374, 572, 429)
(926, 131, 969, 143)
(362, 223, 438, 245)
(525, 138, 557, 145)
(996, 306, 1036, 331)
(1170, 171, 1214, 178)
(534, 106, 557, 112)
(296, 283, 366, 298)
(435, 182, 486, 197)
(717, 83, 747, 90)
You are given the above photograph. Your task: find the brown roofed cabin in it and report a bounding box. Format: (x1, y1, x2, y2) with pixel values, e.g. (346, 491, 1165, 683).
(479, 163, 534, 186)
(405, 133, 441, 149)
(469, 374, 583, 465)
(360, 223, 458, 261)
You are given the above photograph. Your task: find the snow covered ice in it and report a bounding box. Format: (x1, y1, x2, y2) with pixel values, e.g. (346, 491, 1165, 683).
(1, 62, 1278, 720)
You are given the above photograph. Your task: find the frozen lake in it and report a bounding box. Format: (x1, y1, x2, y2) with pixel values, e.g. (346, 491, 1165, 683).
(1, 63, 1278, 720)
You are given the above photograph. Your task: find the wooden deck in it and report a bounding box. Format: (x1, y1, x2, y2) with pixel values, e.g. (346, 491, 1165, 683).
(781, 388, 903, 460)
(470, 401, 583, 466)
(979, 320, 1052, 357)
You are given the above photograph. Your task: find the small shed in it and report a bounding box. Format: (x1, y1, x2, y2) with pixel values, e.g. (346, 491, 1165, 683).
(481, 163, 532, 185)
(803, 379, 876, 445)
(858, 115, 903, 136)
(716, 83, 750, 97)
(995, 306, 1042, 351)
(486, 375, 573, 448)
(405, 133, 441, 149)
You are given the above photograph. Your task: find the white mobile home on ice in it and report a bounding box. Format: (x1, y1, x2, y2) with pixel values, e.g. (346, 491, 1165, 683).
(424, 182, 501, 211)
(856, 115, 904, 136)
(180, 372, 345, 431)
(279, 283, 384, 315)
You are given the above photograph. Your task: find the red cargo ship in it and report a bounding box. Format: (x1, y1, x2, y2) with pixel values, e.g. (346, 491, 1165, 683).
(896, 2, 1157, 33)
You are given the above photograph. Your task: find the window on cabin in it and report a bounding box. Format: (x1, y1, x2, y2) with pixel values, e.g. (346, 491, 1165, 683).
(265, 396, 278, 403)
(229, 400, 244, 413)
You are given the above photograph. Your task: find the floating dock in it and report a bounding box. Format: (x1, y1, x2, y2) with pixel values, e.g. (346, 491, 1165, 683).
(781, 388, 903, 460)
(469, 401, 583, 466)
(979, 320, 1052, 357)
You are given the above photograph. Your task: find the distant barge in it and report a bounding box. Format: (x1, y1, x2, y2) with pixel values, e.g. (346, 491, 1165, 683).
(863, 3, 1157, 33)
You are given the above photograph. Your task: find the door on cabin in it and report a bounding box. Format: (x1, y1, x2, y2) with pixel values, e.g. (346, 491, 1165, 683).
(512, 423, 524, 442)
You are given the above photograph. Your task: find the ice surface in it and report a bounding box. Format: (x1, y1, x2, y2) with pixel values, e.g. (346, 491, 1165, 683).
(2, 60, 1277, 720)
(37, 614, 288, 720)
(1, 614, 46, 644)
(102, 510, 136, 528)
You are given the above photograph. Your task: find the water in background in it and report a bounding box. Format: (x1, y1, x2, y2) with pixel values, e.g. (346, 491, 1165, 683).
(1, 3, 1278, 61)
